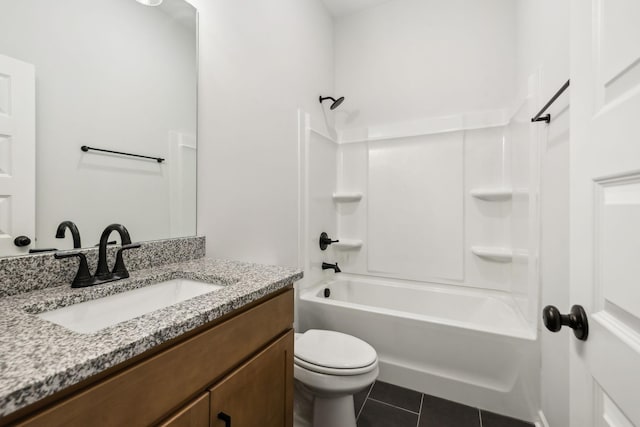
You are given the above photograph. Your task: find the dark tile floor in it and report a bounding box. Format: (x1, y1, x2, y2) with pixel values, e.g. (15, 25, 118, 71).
(354, 381, 534, 427)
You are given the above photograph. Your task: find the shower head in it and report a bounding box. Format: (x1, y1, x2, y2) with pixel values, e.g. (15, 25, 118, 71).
(319, 95, 345, 110)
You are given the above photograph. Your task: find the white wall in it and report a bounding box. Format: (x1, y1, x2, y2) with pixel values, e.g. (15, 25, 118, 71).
(334, 0, 517, 131)
(515, 1, 571, 426)
(0, 0, 197, 249)
(191, 0, 334, 268)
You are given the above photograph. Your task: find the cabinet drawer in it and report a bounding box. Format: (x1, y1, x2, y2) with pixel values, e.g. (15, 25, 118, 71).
(159, 392, 209, 427)
(18, 289, 293, 427)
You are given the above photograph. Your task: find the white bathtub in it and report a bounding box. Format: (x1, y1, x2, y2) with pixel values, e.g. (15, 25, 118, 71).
(298, 276, 539, 422)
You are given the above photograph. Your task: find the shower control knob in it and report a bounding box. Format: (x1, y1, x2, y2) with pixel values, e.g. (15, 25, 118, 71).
(319, 232, 339, 251)
(542, 305, 589, 341)
(14, 235, 32, 247)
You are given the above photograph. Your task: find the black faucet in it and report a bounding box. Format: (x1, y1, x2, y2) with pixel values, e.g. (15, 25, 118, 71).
(95, 224, 140, 281)
(54, 224, 140, 287)
(55, 221, 82, 248)
(322, 262, 341, 273)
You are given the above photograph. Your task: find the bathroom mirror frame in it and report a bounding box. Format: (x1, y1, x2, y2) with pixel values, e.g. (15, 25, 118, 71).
(0, 0, 199, 258)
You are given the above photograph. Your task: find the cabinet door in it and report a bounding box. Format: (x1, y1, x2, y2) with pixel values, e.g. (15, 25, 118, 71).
(159, 393, 209, 427)
(210, 331, 293, 427)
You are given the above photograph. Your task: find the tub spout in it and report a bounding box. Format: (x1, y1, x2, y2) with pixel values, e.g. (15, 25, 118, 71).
(322, 262, 341, 273)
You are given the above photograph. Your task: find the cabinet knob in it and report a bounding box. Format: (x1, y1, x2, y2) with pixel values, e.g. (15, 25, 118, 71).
(542, 304, 589, 341)
(217, 412, 231, 427)
(14, 235, 31, 247)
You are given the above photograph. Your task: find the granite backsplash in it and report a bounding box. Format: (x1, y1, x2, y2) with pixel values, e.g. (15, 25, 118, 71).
(0, 236, 206, 297)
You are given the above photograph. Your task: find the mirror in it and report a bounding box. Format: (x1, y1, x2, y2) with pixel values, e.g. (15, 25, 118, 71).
(0, 0, 197, 257)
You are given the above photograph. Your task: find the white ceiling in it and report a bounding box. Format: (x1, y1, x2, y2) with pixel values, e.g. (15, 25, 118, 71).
(321, 0, 393, 17)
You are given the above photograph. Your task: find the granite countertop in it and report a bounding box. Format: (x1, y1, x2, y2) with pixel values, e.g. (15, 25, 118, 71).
(0, 258, 302, 417)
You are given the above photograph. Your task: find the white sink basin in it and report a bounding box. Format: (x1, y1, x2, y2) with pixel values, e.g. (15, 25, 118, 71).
(37, 278, 224, 334)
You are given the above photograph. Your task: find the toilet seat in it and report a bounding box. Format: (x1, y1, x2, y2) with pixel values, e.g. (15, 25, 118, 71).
(294, 356, 378, 376)
(294, 330, 378, 376)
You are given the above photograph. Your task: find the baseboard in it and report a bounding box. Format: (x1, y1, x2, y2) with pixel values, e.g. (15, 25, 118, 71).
(535, 410, 550, 427)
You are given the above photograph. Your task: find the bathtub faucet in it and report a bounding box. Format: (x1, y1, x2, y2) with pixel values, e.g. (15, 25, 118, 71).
(322, 262, 341, 273)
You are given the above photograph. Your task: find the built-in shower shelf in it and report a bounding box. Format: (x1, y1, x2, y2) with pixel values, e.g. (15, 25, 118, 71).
(471, 246, 513, 262)
(470, 188, 513, 201)
(332, 192, 363, 202)
(333, 239, 363, 250)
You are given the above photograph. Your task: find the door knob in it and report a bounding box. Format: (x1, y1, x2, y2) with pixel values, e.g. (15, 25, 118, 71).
(542, 305, 589, 341)
(14, 236, 31, 247)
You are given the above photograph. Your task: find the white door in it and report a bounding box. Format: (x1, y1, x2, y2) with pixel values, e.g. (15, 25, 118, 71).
(0, 54, 35, 256)
(570, 0, 640, 425)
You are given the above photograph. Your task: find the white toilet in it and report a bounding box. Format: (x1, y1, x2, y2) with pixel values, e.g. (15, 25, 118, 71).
(293, 329, 379, 427)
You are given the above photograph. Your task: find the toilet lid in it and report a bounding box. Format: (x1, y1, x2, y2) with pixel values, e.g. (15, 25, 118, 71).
(294, 329, 377, 370)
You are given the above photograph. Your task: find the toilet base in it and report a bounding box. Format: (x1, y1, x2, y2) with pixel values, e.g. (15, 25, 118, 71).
(313, 394, 357, 427)
(294, 380, 359, 427)
(294, 381, 313, 427)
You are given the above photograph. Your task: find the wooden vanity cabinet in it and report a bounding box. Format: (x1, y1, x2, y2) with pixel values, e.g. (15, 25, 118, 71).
(9, 288, 294, 427)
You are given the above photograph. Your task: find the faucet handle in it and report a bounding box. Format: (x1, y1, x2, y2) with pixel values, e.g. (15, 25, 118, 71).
(94, 241, 117, 247)
(111, 243, 141, 279)
(319, 232, 339, 250)
(54, 251, 94, 288)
